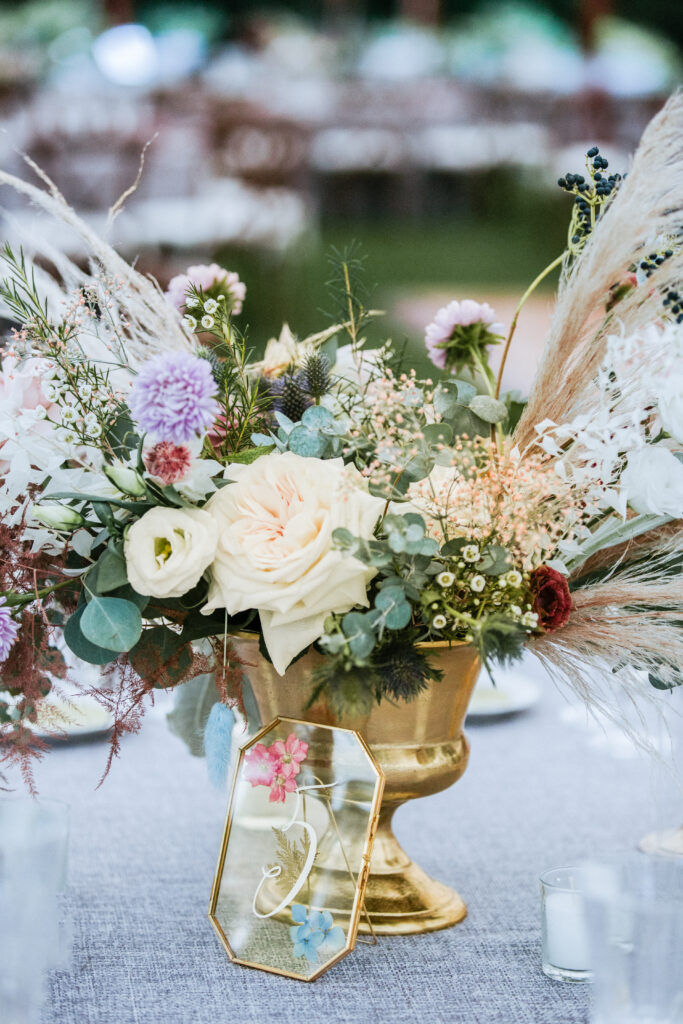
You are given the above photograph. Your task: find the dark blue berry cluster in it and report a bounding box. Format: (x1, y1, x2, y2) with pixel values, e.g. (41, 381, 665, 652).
(557, 146, 623, 247)
(663, 289, 683, 325)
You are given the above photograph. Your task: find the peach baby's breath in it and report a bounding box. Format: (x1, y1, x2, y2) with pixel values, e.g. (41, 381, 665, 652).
(407, 438, 588, 570)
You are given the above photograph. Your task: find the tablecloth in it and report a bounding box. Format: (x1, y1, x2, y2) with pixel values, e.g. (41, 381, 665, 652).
(35, 660, 681, 1024)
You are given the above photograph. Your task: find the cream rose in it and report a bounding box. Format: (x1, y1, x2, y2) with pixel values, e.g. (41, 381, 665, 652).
(124, 507, 218, 599)
(202, 452, 385, 674)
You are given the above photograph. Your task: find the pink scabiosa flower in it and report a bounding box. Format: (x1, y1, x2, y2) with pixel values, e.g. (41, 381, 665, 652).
(243, 743, 278, 788)
(129, 351, 219, 445)
(143, 441, 193, 485)
(0, 597, 18, 662)
(166, 263, 246, 315)
(270, 733, 308, 777)
(424, 299, 504, 376)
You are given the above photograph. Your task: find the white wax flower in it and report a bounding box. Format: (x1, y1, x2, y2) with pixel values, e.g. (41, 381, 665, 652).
(620, 447, 683, 517)
(202, 451, 384, 674)
(124, 507, 218, 599)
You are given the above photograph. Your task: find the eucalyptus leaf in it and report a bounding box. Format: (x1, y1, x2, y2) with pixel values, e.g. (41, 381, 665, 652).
(468, 395, 508, 424)
(63, 606, 119, 666)
(87, 548, 128, 594)
(288, 425, 328, 458)
(375, 588, 412, 630)
(422, 422, 454, 447)
(80, 596, 142, 653)
(341, 611, 376, 659)
(448, 404, 490, 438)
(302, 405, 335, 430)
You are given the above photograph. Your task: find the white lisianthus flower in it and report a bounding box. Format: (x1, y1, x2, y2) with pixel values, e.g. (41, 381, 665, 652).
(620, 447, 683, 517)
(202, 451, 385, 674)
(658, 374, 683, 444)
(124, 507, 218, 599)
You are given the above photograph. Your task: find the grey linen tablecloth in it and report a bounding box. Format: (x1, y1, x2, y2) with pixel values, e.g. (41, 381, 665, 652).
(36, 661, 681, 1024)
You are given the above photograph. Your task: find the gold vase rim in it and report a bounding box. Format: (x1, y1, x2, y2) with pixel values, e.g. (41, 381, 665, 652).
(227, 630, 473, 652)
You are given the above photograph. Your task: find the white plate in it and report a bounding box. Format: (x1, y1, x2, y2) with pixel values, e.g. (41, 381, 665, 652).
(466, 668, 541, 719)
(32, 695, 114, 741)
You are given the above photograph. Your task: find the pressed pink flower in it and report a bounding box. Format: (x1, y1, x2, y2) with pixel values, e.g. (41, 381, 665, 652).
(424, 299, 504, 373)
(269, 771, 298, 803)
(243, 743, 278, 787)
(165, 263, 246, 315)
(143, 441, 193, 485)
(270, 733, 308, 776)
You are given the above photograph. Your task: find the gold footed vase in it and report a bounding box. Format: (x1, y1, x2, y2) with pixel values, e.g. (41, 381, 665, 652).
(234, 636, 480, 936)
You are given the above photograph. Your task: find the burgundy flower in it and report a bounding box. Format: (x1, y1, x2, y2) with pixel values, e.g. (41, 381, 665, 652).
(530, 566, 572, 631)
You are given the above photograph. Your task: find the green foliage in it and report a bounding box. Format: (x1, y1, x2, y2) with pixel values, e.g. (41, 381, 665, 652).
(63, 605, 120, 665)
(79, 596, 142, 653)
(276, 403, 347, 460)
(473, 614, 527, 673)
(129, 626, 194, 687)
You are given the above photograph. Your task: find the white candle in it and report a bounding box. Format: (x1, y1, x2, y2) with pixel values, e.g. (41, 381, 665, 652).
(543, 889, 591, 971)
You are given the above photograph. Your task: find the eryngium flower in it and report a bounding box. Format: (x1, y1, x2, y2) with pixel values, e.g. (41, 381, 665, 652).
(0, 597, 19, 662)
(424, 299, 503, 374)
(129, 352, 219, 444)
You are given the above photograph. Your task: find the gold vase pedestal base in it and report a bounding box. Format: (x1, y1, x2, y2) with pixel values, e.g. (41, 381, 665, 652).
(357, 862, 467, 935)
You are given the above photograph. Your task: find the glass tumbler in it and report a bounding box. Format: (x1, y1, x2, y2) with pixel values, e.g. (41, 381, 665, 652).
(583, 855, 683, 1024)
(540, 865, 592, 982)
(0, 798, 70, 1024)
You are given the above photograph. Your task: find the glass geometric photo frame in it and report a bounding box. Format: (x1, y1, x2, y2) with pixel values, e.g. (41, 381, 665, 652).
(208, 717, 385, 981)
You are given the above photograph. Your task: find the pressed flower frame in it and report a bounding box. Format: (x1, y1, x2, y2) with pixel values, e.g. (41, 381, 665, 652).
(208, 717, 384, 981)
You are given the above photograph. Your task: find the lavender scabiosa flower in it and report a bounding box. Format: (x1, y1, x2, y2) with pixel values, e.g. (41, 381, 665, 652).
(129, 352, 219, 444)
(165, 263, 246, 315)
(424, 299, 504, 376)
(0, 597, 18, 662)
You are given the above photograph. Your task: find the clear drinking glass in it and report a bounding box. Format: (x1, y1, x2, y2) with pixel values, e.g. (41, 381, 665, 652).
(583, 855, 683, 1024)
(540, 865, 592, 982)
(0, 798, 70, 1024)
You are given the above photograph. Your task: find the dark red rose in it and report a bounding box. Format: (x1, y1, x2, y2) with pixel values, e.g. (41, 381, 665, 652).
(529, 566, 572, 631)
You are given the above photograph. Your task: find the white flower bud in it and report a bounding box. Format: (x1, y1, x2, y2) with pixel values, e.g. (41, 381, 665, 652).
(33, 503, 85, 531)
(104, 463, 147, 497)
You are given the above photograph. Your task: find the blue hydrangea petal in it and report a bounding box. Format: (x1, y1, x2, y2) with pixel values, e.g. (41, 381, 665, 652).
(318, 910, 333, 932)
(323, 925, 346, 950)
(291, 903, 307, 924)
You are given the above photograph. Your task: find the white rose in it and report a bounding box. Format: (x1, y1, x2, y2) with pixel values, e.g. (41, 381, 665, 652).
(124, 507, 218, 599)
(658, 373, 683, 444)
(620, 447, 683, 517)
(202, 451, 385, 674)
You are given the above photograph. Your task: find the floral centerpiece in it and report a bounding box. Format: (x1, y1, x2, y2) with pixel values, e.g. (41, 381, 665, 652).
(0, 94, 682, 790)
